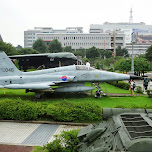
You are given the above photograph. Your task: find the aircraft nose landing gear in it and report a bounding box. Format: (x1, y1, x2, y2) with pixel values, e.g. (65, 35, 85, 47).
(95, 90, 101, 98)
(93, 83, 106, 98)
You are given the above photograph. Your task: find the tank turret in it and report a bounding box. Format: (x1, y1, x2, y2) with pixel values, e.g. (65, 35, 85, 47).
(77, 108, 152, 152)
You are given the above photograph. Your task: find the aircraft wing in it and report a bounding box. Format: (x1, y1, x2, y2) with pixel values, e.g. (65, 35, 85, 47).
(4, 81, 65, 89)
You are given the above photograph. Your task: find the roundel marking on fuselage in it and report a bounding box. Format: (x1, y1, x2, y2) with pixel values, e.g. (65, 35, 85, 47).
(61, 76, 67, 81)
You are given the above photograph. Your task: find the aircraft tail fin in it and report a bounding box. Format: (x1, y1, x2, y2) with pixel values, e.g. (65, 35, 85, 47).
(0, 51, 22, 76)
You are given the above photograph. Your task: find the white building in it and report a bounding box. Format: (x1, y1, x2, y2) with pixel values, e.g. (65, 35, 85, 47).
(24, 27, 83, 48)
(90, 22, 152, 56)
(24, 27, 125, 51)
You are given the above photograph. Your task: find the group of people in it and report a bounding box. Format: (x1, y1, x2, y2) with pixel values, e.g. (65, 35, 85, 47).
(129, 78, 152, 97)
(85, 60, 152, 97)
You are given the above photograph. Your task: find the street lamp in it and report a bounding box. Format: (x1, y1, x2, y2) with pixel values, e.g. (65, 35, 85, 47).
(131, 32, 136, 75)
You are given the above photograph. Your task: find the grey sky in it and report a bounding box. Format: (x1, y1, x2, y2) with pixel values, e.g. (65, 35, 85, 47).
(0, 0, 152, 47)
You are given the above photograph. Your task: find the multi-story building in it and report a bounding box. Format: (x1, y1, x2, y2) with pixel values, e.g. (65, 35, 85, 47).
(24, 27, 83, 48)
(24, 27, 125, 51)
(125, 43, 151, 56)
(90, 22, 152, 56)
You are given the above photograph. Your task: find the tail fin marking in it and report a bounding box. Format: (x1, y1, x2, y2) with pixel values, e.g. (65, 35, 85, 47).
(0, 51, 21, 76)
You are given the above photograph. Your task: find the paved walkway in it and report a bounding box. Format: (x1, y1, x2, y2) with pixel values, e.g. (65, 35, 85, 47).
(0, 122, 84, 147)
(106, 93, 147, 97)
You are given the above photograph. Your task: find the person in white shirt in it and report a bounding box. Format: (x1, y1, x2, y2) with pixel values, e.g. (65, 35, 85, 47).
(129, 79, 135, 97)
(86, 60, 90, 70)
(149, 79, 152, 90)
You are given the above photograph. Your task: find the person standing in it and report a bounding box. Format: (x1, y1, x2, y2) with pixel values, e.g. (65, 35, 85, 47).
(86, 60, 90, 70)
(148, 79, 152, 90)
(130, 79, 135, 97)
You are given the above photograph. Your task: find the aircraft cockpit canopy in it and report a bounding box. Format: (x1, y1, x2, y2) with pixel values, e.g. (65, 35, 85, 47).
(76, 65, 95, 70)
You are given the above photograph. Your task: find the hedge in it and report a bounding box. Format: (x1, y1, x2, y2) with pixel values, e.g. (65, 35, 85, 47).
(0, 99, 46, 120)
(107, 81, 130, 90)
(0, 99, 102, 122)
(46, 102, 102, 122)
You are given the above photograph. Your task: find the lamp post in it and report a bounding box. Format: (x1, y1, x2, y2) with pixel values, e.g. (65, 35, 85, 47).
(131, 32, 135, 75)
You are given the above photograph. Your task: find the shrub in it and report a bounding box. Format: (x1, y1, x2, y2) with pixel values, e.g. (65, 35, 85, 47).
(107, 68, 115, 72)
(107, 81, 130, 90)
(147, 90, 152, 98)
(95, 62, 100, 69)
(136, 86, 143, 93)
(46, 102, 102, 122)
(44, 139, 64, 152)
(0, 99, 46, 120)
(44, 129, 79, 152)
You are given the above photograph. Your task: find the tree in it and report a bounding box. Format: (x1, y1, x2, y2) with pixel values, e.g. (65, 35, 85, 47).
(100, 50, 112, 59)
(86, 46, 100, 59)
(63, 46, 73, 52)
(0, 41, 17, 55)
(119, 59, 131, 73)
(74, 48, 86, 58)
(114, 58, 126, 70)
(114, 57, 151, 75)
(134, 58, 151, 76)
(32, 38, 47, 53)
(16, 45, 23, 50)
(48, 39, 62, 53)
(116, 46, 129, 57)
(17, 48, 39, 55)
(145, 45, 152, 62)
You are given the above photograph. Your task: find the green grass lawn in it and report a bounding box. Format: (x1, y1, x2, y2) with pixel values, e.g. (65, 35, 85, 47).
(0, 85, 151, 109)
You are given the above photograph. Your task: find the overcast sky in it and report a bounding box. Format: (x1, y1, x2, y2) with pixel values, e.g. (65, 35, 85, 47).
(0, 0, 152, 47)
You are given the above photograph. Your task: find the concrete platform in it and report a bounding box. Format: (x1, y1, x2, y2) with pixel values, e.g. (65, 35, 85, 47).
(0, 122, 83, 146)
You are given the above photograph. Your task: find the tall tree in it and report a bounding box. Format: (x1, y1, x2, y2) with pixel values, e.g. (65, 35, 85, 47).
(0, 41, 17, 55)
(145, 45, 152, 62)
(32, 38, 47, 53)
(134, 58, 151, 76)
(100, 50, 112, 59)
(119, 59, 131, 73)
(16, 45, 23, 50)
(114, 57, 151, 75)
(63, 46, 73, 52)
(116, 46, 129, 57)
(86, 46, 100, 59)
(48, 39, 62, 53)
(74, 48, 86, 58)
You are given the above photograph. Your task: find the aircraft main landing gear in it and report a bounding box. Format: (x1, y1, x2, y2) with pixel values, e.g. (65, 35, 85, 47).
(35, 93, 43, 100)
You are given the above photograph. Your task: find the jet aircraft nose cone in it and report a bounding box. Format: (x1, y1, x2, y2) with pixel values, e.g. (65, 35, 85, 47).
(130, 75, 142, 80)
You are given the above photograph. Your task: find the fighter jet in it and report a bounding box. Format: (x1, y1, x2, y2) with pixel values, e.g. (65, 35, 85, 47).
(0, 51, 132, 98)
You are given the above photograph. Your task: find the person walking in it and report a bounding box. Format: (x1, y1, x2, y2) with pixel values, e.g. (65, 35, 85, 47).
(143, 78, 149, 91)
(130, 79, 135, 97)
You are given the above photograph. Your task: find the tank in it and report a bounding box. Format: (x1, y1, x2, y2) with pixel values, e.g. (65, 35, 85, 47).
(77, 108, 152, 152)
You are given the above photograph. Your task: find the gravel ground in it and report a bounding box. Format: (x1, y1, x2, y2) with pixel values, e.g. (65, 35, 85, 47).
(0, 145, 33, 152)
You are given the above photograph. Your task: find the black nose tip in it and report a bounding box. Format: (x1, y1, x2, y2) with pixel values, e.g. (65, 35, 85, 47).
(130, 75, 142, 80)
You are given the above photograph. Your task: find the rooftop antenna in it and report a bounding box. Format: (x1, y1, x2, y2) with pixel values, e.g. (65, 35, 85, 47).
(129, 8, 133, 23)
